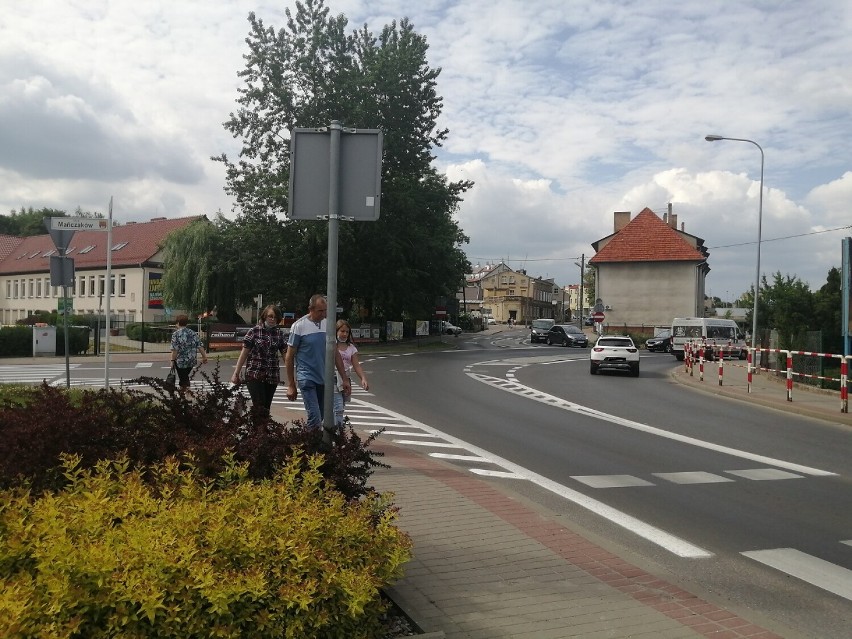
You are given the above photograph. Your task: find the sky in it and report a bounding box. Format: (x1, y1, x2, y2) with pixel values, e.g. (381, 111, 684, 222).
(2, 0, 851, 303)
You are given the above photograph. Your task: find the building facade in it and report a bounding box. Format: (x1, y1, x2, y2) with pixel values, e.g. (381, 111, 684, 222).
(467, 262, 557, 324)
(0, 216, 202, 325)
(588, 208, 709, 330)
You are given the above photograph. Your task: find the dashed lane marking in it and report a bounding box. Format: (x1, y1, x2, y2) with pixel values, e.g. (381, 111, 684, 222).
(463, 368, 836, 478)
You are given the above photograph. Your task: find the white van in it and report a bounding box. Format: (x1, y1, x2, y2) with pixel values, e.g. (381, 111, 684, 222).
(670, 317, 746, 361)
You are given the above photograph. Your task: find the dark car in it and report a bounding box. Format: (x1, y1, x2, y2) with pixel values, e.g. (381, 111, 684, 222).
(545, 324, 589, 347)
(529, 318, 555, 343)
(583, 316, 595, 326)
(645, 330, 672, 353)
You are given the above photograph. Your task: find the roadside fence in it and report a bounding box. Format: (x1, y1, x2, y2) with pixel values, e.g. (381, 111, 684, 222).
(683, 340, 851, 413)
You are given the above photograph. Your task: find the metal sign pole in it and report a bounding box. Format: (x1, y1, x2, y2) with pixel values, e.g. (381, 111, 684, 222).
(322, 121, 342, 441)
(104, 197, 113, 389)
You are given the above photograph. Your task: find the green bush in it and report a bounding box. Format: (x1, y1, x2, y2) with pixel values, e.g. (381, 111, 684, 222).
(127, 322, 173, 343)
(55, 326, 91, 355)
(0, 453, 412, 638)
(0, 326, 31, 357)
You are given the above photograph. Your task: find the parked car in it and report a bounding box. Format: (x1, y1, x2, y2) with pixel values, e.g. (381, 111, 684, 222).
(529, 318, 555, 343)
(583, 316, 595, 326)
(486, 317, 497, 325)
(590, 335, 640, 376)
(545, 324, 589, 347)
(645, 330, 672, 353)
(440, 320, 462, 336)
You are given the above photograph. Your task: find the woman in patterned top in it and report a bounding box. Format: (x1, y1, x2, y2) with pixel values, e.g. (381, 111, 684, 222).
(230, 304, 288, 416)
(170, 314, 208, 394)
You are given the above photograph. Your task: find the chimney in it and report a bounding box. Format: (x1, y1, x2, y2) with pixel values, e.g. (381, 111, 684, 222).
(669, 213, 678, 230)
(614, 211, 631, 232)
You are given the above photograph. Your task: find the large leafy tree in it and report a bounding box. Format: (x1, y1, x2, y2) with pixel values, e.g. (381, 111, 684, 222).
(756, 272, 813, 349)
(214, 0, 471, 319)
(813, 267, 843, 354)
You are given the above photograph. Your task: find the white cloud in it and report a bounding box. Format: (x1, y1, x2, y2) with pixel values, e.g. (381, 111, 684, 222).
(2, 0, 851, 298)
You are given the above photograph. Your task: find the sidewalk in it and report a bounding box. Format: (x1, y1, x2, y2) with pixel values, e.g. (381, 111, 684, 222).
(267, 358, 849, 639)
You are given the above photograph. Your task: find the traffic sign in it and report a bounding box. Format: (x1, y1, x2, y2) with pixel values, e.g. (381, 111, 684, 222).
(591, 311, 605, 322)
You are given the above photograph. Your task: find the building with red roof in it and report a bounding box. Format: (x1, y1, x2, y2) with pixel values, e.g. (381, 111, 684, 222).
(589, 207, 709, 329)
(0, 216, 204, 325)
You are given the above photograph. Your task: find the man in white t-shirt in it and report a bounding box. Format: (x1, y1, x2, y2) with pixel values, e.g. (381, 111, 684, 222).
(285, 294, 350, 428)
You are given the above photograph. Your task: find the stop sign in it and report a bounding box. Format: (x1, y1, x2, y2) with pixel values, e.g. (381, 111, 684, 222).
(591, 311, 605, 322)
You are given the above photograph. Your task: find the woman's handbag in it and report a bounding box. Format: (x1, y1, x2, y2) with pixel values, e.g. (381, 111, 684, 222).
(165, 362, 177, 387)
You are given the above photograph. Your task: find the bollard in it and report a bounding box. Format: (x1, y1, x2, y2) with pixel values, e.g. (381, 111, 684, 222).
(747, 348, 753, 393)
(842, 357, 849, 413)
(785, 352, 793, 402)
(718, 348, 724, 386)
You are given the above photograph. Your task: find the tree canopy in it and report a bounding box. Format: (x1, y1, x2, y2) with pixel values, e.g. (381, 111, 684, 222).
(209, 0, 472, 319)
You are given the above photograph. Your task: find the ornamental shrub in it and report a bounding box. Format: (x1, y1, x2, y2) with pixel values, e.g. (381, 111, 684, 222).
(0, 453, 412, 638)
(0, 365, 388, 502)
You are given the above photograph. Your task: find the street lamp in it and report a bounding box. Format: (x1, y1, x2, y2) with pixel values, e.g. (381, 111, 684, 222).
(704, 135, 764, 352)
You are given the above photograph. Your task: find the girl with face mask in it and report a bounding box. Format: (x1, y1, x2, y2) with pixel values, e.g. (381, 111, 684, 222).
(231, 304, 288, 417)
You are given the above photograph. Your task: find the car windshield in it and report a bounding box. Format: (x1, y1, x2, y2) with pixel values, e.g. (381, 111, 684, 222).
(564, 326, 582, 334)
(532, 319, 554, 329)
(599, 338, 633, 348)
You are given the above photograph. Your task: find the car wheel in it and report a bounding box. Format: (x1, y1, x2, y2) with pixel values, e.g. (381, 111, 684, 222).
(590, 362, 598, 375)
(630, 363, 640, 377)
(546, 337, 552, 345)
(562, 338, 569, 347)
(665, 342, 673, 354)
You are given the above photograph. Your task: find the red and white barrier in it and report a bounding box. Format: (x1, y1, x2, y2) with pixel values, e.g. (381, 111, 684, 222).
(684, 340, 851, 413)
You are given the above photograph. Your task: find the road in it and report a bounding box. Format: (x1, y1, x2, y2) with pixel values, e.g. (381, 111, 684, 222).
(5, 326, 852, 637)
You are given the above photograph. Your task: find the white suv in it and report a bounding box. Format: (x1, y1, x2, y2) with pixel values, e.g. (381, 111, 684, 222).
(590, 335, 640, 376)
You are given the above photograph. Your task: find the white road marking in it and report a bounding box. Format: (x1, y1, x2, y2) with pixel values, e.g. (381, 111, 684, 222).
(466, 370, 836, 478)
(742, 548, 852, 602)
(431, 453, 494, 462)
(470, 469, 524, 479)
(725, 468, 803, 481)
(653, 471, 734, 484)
(356, 398, 712, 558)
(572, 475, 654, 488)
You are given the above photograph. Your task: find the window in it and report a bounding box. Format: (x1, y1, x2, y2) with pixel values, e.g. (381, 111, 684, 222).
(79, 245, 96, 254)
(79, 277, 86, 296)
(109, 275, 115, 296)
(98, 275, 105, 297)
(5, 281, 10, 299)
(29, 251, 40, 259)
(36, 279, 42, 297)
(118, 274, 126, 296)
(28, 279, 34, 297)
(89, 276, 96, 298)
(43, 249, 56, 257)
(13, 280, 19, 298)
(111, 241, 128, 251)
(508, 289, 515, 296)
(65, 246, 76, 255)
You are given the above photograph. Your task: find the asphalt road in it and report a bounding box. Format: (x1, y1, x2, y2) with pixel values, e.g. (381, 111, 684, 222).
(5, 328, 852, 637)
(355, 328, 852, 639)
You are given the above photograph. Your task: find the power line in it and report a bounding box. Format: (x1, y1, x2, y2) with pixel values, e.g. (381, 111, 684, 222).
(468, 224, 852, 263)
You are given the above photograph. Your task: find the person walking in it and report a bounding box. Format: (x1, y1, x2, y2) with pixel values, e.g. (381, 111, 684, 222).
(230, 305, 288, 417)
(285, 294, 350, 429)
(170, 314, 208, 395)
(333, 319, 369, 427)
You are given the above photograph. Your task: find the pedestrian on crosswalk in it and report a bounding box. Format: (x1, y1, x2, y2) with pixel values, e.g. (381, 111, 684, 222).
(230, 305, 288, 417)
(170, 314, 207, 395)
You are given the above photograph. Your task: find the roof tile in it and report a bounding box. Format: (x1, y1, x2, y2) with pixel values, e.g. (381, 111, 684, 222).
(589, 208, 705, 264)
(0, 216, 203, 275)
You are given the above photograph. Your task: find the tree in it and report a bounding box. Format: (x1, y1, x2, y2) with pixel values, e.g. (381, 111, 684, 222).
(214, 0, 471, 320)
(813, 267, 843, 354)
(758, 272, 812, 349)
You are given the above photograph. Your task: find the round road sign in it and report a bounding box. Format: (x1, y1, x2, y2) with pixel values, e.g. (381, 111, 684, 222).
(591, 311, 605, 322)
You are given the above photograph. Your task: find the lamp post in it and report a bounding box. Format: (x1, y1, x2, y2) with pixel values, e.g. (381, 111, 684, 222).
(704, 135, 764, 352)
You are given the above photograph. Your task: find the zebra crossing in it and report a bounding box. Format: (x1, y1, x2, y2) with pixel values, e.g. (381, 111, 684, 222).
(0, 364, 79, 384)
